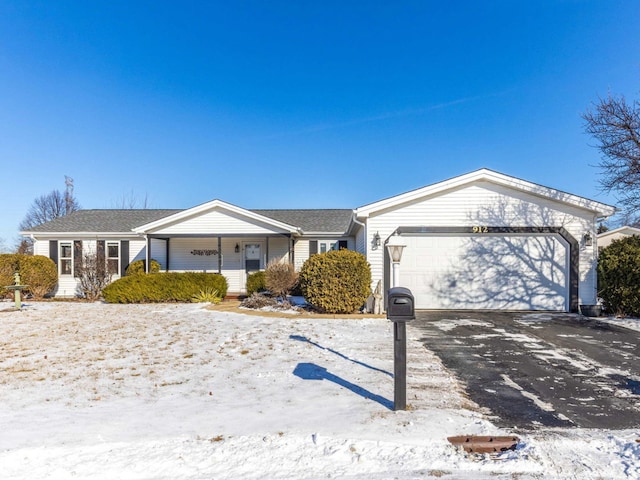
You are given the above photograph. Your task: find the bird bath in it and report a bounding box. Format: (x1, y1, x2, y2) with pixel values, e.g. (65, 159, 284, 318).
(5, 272, 28, 309)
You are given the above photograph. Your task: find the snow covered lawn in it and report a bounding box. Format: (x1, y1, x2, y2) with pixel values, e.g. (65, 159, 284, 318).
(0, 302, 638, 479)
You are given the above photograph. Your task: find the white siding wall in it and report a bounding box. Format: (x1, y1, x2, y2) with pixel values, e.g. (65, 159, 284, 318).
(294, 240, 310, 271)
(169, 238, 221, 272)
(267, 236, 290, 264)
(130, 239, 149, 265)
(362, 182, 599, 306)
(151, 210, 290, 235)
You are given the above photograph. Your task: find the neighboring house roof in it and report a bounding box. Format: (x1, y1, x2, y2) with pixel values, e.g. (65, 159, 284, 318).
(22, 206, 354, 236)
(597, 225, 640, 248)
(355, 168, 617, 218)
(598, 226, 640, 238)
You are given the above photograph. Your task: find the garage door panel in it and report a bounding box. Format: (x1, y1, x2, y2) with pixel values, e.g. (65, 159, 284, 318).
(400, 235, 568, 311)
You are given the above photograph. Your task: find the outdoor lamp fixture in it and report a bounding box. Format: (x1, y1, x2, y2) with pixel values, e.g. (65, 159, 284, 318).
(235, 243, 240, 253)
(373, 231, 381, 248)
(583, 233, 593, 247)
(386, 232, 406, 287)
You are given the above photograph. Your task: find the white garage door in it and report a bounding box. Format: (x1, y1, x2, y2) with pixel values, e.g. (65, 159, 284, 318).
(399, 234, 569, 311)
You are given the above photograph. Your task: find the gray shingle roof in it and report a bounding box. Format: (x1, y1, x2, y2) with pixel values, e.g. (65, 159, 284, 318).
(23, 208, 354, 234)
(252, 209, 353, 233)
(24, 210, 182, 233)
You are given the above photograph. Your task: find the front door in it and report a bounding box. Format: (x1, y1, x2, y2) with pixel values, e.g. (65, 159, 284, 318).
(245, 243, 262, 275)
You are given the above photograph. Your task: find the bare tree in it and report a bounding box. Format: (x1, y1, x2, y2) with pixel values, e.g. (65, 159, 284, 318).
(583, 93, 640, 223)
(18, 177, 81, 254)
(111, 189, 150, 209)
(77, 252, 111, 300)
(19, 178, 81, 231)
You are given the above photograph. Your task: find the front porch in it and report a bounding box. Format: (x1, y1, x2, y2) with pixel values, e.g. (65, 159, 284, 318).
(143, 234, 294, 295)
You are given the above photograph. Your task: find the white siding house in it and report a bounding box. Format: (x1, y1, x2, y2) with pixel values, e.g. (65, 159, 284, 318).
(22, 169, 615, 311)
(597, 226, 640, 249)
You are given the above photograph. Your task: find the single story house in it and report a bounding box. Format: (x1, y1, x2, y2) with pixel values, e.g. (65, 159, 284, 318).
(22, 169, 616, 311)
(597, 226, 640, 249)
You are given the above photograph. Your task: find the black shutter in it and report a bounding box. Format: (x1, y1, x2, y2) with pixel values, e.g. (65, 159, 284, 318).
(97, 240, 105, 264)
(49, 240, 58, 267)
(309, 240, 318, 255)
(73, 241, 82, 277)
(338, 240, 348, 250)
(121, 241, 129, 276)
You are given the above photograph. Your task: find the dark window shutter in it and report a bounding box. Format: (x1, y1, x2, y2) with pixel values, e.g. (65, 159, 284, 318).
(49, 240, 58, 267)
(97, 240, 105, 264)
(338, 240, 348, 250)
(120, 241, 129, 276)
(73, 241, 83, 277)
(309, 240, 318, 255)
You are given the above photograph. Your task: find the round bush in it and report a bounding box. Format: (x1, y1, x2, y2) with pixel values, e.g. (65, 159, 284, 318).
(598, 235, 640, 316)
(0, 254, 20, 298)
(125, 259, 161, 276)
(246, 270, 266, 295)
(0, 254, 57, 299)
(19, 255, 57, 298)
(299, 249, 371, 314)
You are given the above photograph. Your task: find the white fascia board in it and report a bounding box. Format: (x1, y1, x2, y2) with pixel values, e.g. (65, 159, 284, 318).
(298, 231, 349, 237)
(132, 199, 301, 234)
(23, 232, 140, 239)
(355, 168, 617, 218)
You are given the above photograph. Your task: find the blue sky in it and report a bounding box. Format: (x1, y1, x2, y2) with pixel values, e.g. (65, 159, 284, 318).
(1, 1, 639, 248)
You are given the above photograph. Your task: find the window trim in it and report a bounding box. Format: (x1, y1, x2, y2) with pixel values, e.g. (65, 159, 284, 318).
(59, 241, 73, 276)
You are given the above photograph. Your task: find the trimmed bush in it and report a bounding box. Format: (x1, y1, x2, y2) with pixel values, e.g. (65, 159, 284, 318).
(125, 259, 161, 276)
(265, 260, 298, 298)
(102, 272, 228, 303)
(0, 254, 57, 299)
(18, 255, 57, 298)
(0, 254, 19, 298)
(598, 236, 640, 316)
(299, 249, 371, 314)
(246, 270, 266, 295)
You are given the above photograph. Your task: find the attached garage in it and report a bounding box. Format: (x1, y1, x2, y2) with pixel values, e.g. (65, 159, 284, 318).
(398, 229, 572, 310)
(355, 169, 615, 312)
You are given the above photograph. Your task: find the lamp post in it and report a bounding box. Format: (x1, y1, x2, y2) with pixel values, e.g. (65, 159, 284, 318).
(386, 232, 409, 410)
(386, 233, 406, 287)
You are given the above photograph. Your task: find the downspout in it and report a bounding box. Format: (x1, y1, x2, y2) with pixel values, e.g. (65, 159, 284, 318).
(351, 212, 366, 252)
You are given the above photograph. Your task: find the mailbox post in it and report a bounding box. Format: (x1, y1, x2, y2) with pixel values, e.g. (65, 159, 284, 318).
(387, 287, 415, 411)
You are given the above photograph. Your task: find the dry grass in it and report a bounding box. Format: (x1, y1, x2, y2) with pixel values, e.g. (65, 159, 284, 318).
(208, 299, 385, 320)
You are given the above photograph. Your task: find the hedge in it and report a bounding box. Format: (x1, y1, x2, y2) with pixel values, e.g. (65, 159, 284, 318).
(102, 272, 228, 303)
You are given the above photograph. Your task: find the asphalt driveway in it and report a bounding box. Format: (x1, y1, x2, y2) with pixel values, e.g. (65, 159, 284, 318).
(409, 311, 640, 430)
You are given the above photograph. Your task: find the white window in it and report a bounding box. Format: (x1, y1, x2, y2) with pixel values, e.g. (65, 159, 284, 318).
(60, 242, 73, 275)
(106, 242, 119, 274)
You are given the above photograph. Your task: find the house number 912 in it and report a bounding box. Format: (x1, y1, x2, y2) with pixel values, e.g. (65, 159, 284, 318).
(472, 226, 489, 233)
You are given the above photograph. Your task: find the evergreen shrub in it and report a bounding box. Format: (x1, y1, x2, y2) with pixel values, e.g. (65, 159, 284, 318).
(598, 236, 640, 316)
(246, 270, 266, 295)
(18, 255, 58, 298)
(125, 259, 161, 276)
(0, 254, 57, 298)
(102, 272, 228, 303)
(299, 249, 371, 314)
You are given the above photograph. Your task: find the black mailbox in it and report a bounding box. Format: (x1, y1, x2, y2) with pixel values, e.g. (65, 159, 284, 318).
(387, 287, 415, 322)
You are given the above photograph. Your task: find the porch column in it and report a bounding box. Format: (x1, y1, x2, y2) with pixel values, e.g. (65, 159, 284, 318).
(218, 237, 222, 273)
(166, 238, 170, 271)
(145, 235, 150, 273)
